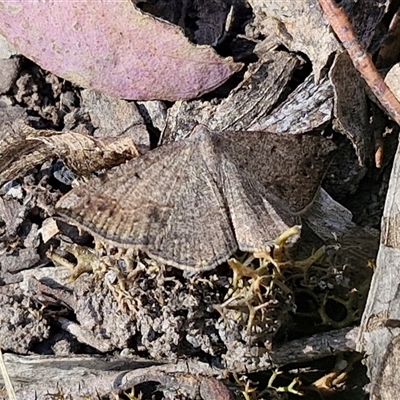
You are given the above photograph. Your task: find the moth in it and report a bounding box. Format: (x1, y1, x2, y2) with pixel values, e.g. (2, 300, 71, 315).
(56, 126, 336, 271)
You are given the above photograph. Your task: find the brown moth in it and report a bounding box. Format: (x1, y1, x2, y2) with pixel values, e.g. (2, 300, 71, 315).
(56, 126, 336, 271)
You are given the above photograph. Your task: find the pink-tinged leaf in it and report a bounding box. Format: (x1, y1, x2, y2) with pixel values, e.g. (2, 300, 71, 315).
(0, 1, 242, 101)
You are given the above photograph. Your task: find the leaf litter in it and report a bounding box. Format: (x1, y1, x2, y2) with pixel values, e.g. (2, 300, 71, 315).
(0, 1, 392, 399)
(0, 118, 139, 183)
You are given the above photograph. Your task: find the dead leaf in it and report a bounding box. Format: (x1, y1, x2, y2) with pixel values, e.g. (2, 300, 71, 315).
(39, 218, 59, 244)
(27, 128, 140, 176)
(0, 119, 139, 184)
(0, 1, 242, 101)
(0, 116, 51, 187)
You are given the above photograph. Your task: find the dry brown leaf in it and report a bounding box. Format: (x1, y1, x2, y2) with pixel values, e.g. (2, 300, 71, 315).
(0, 119, 140, 185)
(0, 118, 51, 186)
(27, 129, 140, 176)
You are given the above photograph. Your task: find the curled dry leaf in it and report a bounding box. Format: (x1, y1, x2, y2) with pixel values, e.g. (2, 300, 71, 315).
(0, 119, 139, 185)
(0, 1, 242, 101)
(0, 110, 51, 186)
(163, 51, 334, 144)
(205, 51, 301, 132)
(26, 128, 140, 176)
